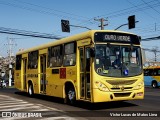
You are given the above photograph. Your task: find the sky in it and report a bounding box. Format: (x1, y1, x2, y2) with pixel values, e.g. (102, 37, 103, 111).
(0, 0, 160, 62)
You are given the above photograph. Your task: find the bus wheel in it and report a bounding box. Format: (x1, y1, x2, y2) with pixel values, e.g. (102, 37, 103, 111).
(28, 84, 34, 96)
(66, 88, 76, 105)
(152, 81, 157, 88)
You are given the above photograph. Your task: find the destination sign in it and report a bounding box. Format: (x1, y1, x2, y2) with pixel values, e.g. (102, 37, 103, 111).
(104, 35, 131, 42)
(94, 32, 140, 44)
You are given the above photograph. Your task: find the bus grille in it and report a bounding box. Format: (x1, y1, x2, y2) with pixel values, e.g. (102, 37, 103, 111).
(114, 93, 131, 97)
(106, 80, 137, 85)
(111, 87, 133, 90)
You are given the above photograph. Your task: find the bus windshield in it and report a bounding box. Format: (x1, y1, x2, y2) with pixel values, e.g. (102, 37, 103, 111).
(95, 44, 142, 77)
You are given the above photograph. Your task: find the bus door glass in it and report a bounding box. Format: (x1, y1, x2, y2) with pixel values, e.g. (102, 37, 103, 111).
(40, 54, 46, 93)
(23, 58, 27, 90)
(79, 46, 91, 100)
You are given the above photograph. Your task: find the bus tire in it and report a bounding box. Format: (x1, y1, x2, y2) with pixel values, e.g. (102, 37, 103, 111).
(152, 81, 158, 88)
(66, 87, 76, 105)
(28, 84, 34, 96)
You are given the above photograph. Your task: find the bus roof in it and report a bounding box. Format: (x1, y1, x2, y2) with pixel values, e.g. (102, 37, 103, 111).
(16, 30, 137, 55)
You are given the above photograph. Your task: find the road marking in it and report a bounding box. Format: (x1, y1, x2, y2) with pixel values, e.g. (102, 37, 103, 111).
(38, 116, 77, 120)
(0, 117, 23, 120)
(0, 106, 42, 111)
(0, 104, 34, 109)
(36, 104, 64, 112)
(0, 94, 82, 120)
(0, 102, 28, 106)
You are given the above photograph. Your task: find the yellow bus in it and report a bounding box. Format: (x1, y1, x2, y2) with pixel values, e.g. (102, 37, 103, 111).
(14, 30, 144, 104)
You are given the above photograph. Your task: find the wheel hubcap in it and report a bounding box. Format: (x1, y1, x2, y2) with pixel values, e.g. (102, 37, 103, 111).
(29, 86, 32, 95)
(68, 90, 75, 100)
(153, 83, 156, 87)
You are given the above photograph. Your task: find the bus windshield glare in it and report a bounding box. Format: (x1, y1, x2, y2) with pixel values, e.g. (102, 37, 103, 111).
(94, 44, 142, 77)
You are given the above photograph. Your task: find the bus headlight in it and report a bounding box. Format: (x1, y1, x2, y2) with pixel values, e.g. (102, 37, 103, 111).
(95, 81, 109, 92)
(133, 82, 144, 90)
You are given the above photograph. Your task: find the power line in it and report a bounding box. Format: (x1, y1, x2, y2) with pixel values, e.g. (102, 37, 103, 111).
(135, 23, 160, 31)
(14, 0, 89, 20)
(141, 0, 160, 16)
(3, 0, 158, 33)
(1, 0, 160, 35)
(0, 27, 62, 39)
(0, 0, 89, 22)
(9, 0, 158, 32)
(96, 0, 160, 19)
(126, 0, 157, 20)
(77, 0, 160, 31)
(141, 36, 160, 41)
(0, 0, 93, 33)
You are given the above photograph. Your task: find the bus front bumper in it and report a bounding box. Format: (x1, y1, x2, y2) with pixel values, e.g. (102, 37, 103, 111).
(92, 88, 144, 103)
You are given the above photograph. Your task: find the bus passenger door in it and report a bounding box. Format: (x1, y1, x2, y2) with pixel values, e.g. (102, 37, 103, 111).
(23, 58, 27, 90)
(79, 46, 91, 100)
(40, 54, 46, 94)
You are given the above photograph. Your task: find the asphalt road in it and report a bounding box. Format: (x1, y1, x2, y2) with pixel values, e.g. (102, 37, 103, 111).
(0, 87, 160, 120)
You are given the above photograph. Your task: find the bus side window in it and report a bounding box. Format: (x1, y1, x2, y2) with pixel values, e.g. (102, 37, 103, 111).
(16, 55, 22, 70)
(153, 70, 157, 75)
(154, 68, 159, 76)
(28, 51, 38, 69)
(149, 69, 154, 76)
(63, 42, 76, 66)
(144, 69, 149, 76)
(48, 45, 63, 67)
(158, 69, 160, 75)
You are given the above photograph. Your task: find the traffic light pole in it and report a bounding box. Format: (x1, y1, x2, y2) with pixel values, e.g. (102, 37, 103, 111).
(114, 23, 128, 30)
(61, 19, 91, 32)
(69, 25, 91, 30)
(114, 21, 139, 30)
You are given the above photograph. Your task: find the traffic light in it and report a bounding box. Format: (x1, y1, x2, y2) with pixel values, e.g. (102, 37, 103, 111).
(61, 20, 70, 32)
(128, 15, 135, 29)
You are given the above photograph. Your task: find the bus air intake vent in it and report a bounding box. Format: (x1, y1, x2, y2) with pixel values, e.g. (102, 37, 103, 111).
(106, 80, 137, 85)
(114, 93, 131, 97)
(111, 87, 133, 90)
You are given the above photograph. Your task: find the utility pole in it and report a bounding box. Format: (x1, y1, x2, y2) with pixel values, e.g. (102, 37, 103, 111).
(143, 47, 160, 65)
(151, 47, 158, 62)
(94, 18, 108, 30)
(6, 37, 16, 87)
